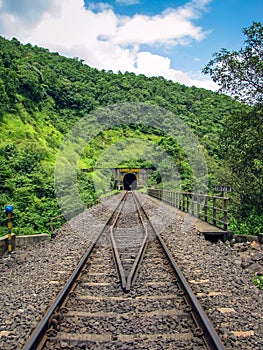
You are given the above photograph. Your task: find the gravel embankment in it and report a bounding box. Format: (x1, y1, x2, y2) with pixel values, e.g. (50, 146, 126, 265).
(0, 194, 122, 350)
(0, 192, 262, 350)
(139, 193, 263, 350)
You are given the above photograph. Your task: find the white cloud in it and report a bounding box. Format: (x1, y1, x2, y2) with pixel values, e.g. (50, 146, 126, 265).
(85, 2, 113, 12)
(135, 52, 219, 90)
(190, 78, 218, 90)
(108, 10, 205, 47)
(135, 52, 191, 84)
(0, 0, 217, 91)
(116, 0, 140, 4)
(0, 0, 61, 31)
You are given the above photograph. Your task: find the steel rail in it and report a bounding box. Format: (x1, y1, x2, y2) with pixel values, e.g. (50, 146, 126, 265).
(23, 191, 225, 350)
(110, 226, 127, 290)
(109, 191, 128, 290)
(110, 191, 128, 228)
(125, 232, 148, 292)
(126, 191, 149, 292)
(22, 192, 127, 350)
(137, 192, 226, 350)
(109, 191, 149, 292)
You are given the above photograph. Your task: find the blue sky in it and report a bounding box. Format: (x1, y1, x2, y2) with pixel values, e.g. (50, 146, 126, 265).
(0, 0, 262, 90)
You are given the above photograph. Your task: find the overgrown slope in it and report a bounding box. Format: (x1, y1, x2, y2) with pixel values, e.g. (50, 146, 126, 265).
(0, 36, 251, 235)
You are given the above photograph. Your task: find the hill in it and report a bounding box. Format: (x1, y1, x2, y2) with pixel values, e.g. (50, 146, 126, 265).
(0, 36, 253, 235)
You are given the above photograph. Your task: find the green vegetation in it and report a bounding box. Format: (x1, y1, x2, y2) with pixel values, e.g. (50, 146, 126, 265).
(252, 276, 263, 289)
(203, 22, 262, 105)
(0, 23, 262, 236)
(203, 22, 263, 236)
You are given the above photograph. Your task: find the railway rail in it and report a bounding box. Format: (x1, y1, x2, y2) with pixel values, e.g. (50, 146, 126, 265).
(23, 191, 225, 350)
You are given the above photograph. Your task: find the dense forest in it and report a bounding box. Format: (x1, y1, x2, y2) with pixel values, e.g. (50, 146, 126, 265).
(0, 27, 262, 236)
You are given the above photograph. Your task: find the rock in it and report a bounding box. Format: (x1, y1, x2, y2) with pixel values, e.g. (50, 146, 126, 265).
(250, 241, 261, 250)
(235, 243, 249, 252)
(241, 258, 252, 269)
(251, 252, 263, 262)
(60, 341, 70, 348)
(247, 263, 262, 274)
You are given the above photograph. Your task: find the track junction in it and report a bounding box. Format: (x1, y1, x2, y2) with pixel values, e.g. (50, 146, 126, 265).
(23, 191, 224, 349)
(0, 192, 262, 350)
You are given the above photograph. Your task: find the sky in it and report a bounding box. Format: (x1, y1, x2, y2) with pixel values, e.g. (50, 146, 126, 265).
(0, 0, 262, 91)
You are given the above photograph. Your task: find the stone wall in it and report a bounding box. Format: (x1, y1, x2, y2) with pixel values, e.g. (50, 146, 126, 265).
(0, 234, 49, 255)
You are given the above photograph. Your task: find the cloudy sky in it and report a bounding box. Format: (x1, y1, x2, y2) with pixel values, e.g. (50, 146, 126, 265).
(0, 0, 261, 91)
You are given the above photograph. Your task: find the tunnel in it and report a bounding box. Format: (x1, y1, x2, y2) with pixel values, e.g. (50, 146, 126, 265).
(123, 173, 137, 190)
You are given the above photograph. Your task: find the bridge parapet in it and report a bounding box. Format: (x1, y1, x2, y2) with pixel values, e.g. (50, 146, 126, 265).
(148, 189, 229, 231)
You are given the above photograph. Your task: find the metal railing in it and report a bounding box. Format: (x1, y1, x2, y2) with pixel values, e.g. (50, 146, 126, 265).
(148, 189, 229, 230)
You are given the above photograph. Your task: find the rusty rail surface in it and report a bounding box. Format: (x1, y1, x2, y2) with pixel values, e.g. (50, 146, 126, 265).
(110, 191, 149, 292)
(23, 191, 225, 350)
(148, 189, 229, 230)
(138, 192, 225, 350)
(23, 192, 127, 350)
(109, 191, 129, 290)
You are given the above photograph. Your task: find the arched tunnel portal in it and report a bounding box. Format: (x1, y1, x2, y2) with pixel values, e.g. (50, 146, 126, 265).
(123, 173, 137, 190)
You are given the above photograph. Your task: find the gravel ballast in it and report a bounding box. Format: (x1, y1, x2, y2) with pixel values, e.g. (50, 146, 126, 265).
(0, 194, 121, 349)
(0, 192, 262, 350)
(139, 193, 263, 350)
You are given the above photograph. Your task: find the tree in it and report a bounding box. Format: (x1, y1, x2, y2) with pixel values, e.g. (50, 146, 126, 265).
(222, 107, 263, 217)
(0, 33, 257, 235)
(203, 22, 263, 234)
(203, 22, 263, 105)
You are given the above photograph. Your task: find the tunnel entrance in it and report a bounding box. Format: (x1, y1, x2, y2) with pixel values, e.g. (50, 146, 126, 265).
(123, 173, 137, 190)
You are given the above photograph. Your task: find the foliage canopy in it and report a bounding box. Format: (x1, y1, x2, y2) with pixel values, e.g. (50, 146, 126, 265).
(0, 33, 260, 235)
(203, 22, 263, 234)
(203, 22, 263, 105)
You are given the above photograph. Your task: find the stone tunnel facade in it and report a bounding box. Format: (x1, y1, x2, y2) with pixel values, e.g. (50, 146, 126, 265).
(112, 168, 152, 190)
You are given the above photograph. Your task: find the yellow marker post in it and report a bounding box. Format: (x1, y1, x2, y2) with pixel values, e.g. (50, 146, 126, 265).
(5, 205, 14, 256)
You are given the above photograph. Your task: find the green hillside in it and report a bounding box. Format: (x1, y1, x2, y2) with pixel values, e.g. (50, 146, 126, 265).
(0, 36, 261, 236)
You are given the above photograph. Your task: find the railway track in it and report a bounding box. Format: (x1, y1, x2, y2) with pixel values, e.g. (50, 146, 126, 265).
(23, 191, 225, 350)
